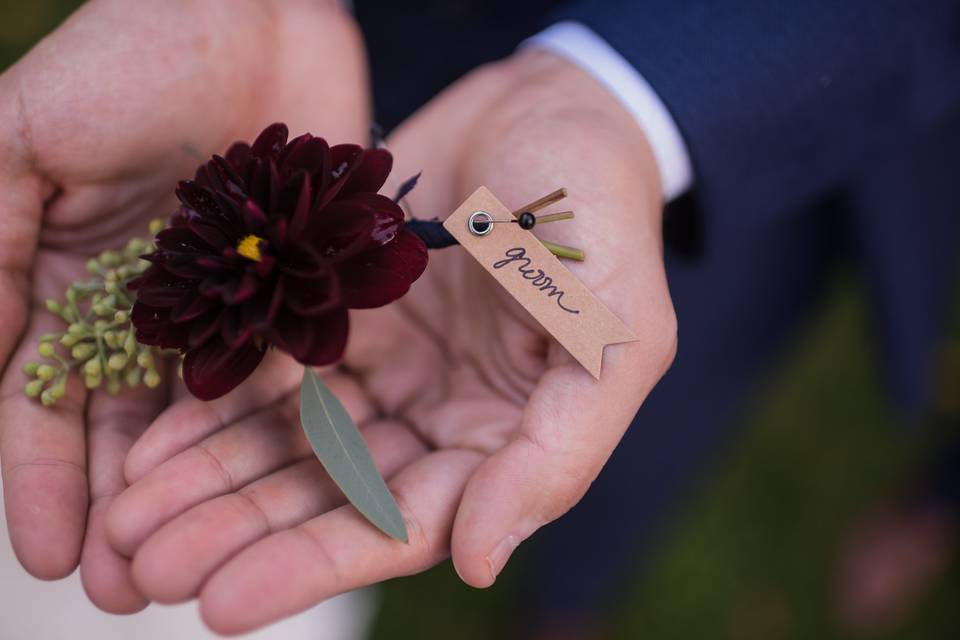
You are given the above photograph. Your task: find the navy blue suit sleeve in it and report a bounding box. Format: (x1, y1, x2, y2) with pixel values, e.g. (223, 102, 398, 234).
(551, 1, 960, 220)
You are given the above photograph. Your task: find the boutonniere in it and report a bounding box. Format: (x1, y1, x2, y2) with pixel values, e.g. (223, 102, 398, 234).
(24, 123, 632, 542)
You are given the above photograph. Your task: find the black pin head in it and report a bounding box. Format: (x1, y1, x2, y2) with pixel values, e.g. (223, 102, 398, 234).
(517, 212, 536, 230)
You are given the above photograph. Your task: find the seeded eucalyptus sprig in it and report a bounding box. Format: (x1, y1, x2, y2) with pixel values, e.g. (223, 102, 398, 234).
(23, 219, 168, 405)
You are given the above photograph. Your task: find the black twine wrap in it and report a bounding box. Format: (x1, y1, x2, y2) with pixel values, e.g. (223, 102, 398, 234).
(394, 171, 460, 249)
(394, 172, 460, 249)
(403, 219, 458, 249)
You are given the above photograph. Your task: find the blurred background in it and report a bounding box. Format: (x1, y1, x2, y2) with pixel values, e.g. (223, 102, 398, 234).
(1, 2, 958, 639)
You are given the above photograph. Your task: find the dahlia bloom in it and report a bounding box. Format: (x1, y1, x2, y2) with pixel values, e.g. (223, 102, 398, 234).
(129, 123, 427, 399)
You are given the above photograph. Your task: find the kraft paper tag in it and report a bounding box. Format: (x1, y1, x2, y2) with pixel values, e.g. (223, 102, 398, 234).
(444, 187, 639, 378)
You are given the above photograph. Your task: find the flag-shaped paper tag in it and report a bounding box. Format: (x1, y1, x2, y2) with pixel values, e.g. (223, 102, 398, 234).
(443, 187, 638, 378)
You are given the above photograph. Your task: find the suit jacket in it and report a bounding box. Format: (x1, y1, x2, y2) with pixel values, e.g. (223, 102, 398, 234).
(357, 0, 960, 413)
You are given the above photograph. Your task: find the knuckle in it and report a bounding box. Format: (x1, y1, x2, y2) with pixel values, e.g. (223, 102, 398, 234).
(293, 526, 344, 593)
(5, 456, 86, 480)
(192, 442, 234, 493)
(231, 489, 273, 535)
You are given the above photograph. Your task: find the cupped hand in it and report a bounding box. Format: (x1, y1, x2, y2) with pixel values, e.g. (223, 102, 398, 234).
(0, 0, 367, 613)
(105, 50, 677, 633)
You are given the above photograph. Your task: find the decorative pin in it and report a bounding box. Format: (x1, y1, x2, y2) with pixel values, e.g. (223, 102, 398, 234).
(462, 188, 584, 261)
(468, 209, 576, 233)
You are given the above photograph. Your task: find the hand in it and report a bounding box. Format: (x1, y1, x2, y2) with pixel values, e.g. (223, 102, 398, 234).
(0, 0, 368, 613)
(105, 50, 677, 632)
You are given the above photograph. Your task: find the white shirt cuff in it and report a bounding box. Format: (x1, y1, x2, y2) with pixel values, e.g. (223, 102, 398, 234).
(523, 21, 694, 202)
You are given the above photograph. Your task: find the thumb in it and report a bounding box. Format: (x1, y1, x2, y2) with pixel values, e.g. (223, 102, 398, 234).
(450, 326, 676, 587)
(0, 88, 44, 378)
(0, 88, 90, 580)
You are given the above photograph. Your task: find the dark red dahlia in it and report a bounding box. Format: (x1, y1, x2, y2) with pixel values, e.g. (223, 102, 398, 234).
(129, 123, 427, 400)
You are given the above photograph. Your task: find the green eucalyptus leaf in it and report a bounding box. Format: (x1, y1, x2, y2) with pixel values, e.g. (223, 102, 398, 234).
(299, 367, 408, 542)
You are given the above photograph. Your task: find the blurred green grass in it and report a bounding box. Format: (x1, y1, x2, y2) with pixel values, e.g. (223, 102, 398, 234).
(0, 1, 79, 63)
(3, 3, 957, 639)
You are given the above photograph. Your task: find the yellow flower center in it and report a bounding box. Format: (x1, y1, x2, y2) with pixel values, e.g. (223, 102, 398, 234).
(237, 234, 264, 262)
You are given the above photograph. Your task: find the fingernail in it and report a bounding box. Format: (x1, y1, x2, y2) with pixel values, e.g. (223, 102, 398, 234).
(486, 535, 520, 582)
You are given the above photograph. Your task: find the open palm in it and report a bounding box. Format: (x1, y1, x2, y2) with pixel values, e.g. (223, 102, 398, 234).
(105, 51, 677, 634)
(0, 0, 367, 614)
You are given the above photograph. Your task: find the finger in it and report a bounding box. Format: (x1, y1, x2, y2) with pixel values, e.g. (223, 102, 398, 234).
(108, 394, 305, 557)
(199, 449, 484, 636)
(79, 381, 166, 613)
(123, 350, 303, 483)
(107, 373, 374, 556)
(131, 420, 427, 604)
(450, 336, 676, 587)
(0, 311, 88, 579)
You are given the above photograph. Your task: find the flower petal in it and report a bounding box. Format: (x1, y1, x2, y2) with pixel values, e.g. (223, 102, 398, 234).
(155, 227, 215, 254)
(241, 276, 285, 332)
(176, 181, 224, 220)
(248, 159, 272, 213)
(282, 271, 341, 317)
(350, 192, 406, 246)
(268, 215, 288, 250)
(241, 198, 268, 233)
(268, 306, 348, 366)
(171, 293, 220, 323)
(330, 144, 363, 180)
(337, 229, 428, 309)
(186, 220, 233, 251)
(315, 147, 392, 207)
(133, 268, 197, 307)
(282, 135, 331, 185)
(220, 306, 253, 349)
(159, 255, 230, 280)
(225, 143, 251, 172)
(250, 123, 289, 159)
(287, 172, 312, 239)
(266, 306, 310, 362)
(302, 193, 404, 262)
(188, 308, 225, 349)
(317, 144, 362, 206)
(212, 155, 246, 197)
(176, 182, 241, 248)
(341, 148, 392, 195)
(221, 270, 260, 304)
(131, 302, 191, 350)
(182, 338, 266, 400)
(303, 200, 374, 260)
(298, 307, 349, 366)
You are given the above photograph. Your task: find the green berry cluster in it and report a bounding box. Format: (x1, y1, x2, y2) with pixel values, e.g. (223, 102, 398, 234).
(23, 219, 169, 405)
